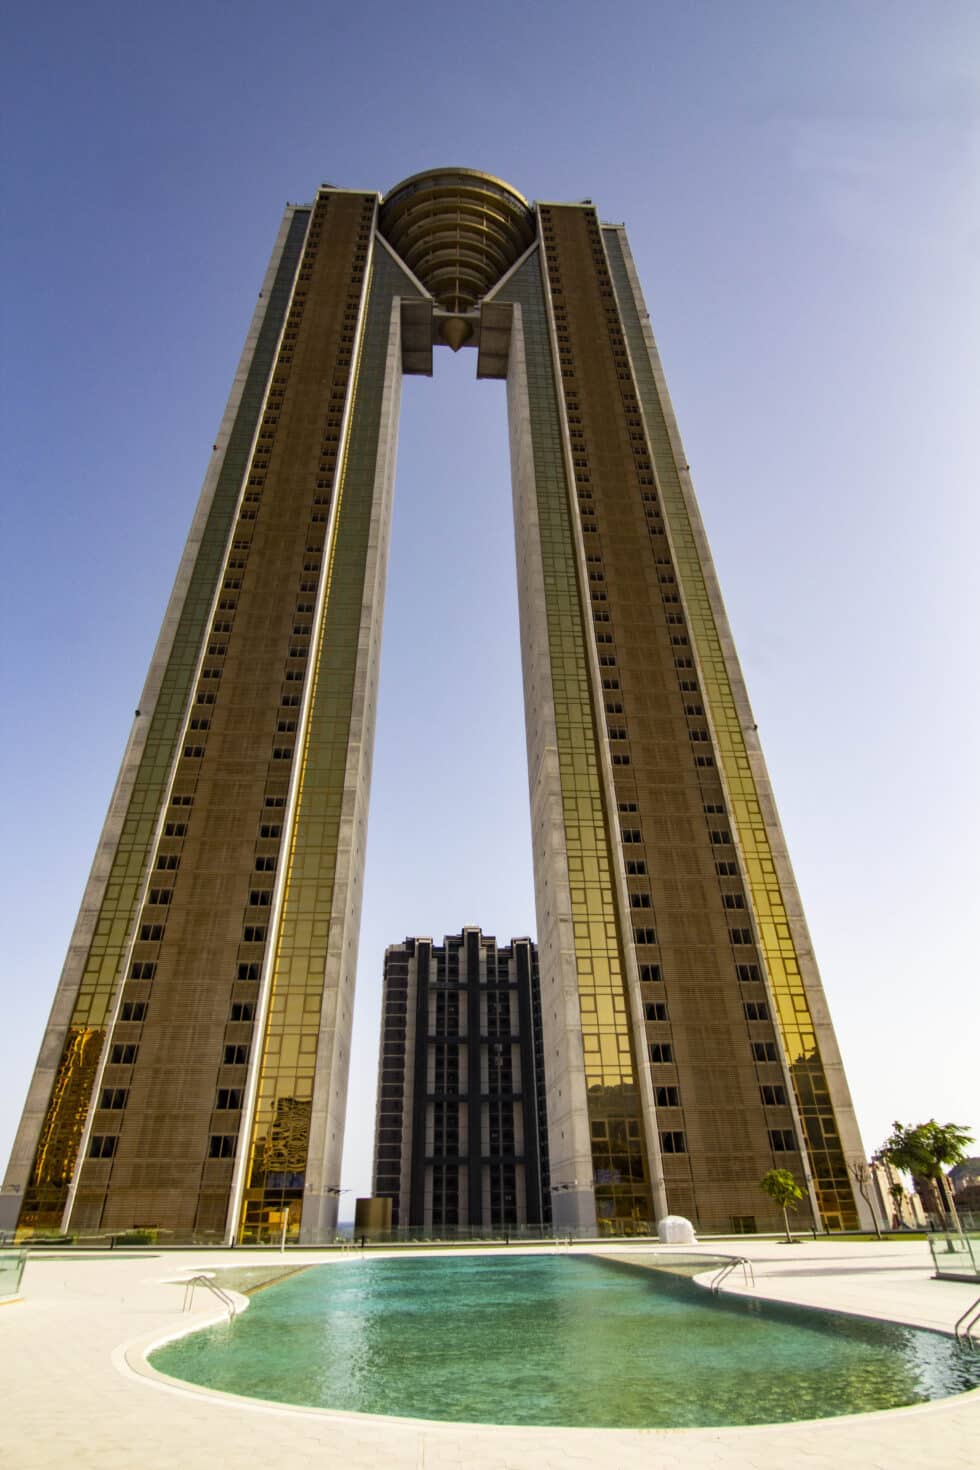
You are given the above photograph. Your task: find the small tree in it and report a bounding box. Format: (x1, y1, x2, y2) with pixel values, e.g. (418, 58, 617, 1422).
(847, 1161, 883, 1239)
(888, 1180, 906, 1228)
(875, 1121, 973, 1233)
(760, 1168, 804, 1244)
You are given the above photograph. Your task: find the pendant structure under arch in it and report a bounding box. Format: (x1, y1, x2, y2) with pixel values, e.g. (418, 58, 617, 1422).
(2, 172, 871, 1241)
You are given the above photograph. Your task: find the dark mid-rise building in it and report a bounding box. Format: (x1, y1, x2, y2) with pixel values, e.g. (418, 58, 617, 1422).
(373, 929, 551, 1231)
(3, 169, 870, 1242)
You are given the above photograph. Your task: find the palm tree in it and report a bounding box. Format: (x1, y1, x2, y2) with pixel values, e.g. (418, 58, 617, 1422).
(760, 1168, 804, 1243)
(875, 1121, 973, 1233)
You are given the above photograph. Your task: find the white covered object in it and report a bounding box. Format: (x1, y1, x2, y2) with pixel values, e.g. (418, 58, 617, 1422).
(657, 1214, 696, 1245)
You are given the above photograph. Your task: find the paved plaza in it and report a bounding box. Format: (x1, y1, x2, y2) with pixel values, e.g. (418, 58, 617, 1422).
(2, 1237, 978, 1469)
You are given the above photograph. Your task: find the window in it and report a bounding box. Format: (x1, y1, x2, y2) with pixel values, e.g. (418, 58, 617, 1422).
(723, 894, 746, 909)
(608, 726, 628, 740)
(618, 801, 638, 813)
(645, 1002, 668, 1021)
(744, 1001, 769, 1021)
(730, 928, 752, 944)
(752, 1041, 778, 1062)
(689, 728, 709, 742)
(216, 1088, 243, 1110)
(183, 745, 205, 758)
(716, 861, 738, 876)
(769, 1129, 796, 1152)
(89, 1135, 117, 1159)
(760, 1084, 786, 1106)
(147, 889, 172, 905)
(264, 795, 286, 807)
(237, 962, 260, 981)
(640, 964, 662, 982)
(655, 1085, 680, 1106)
(630, 892, 652, 909)
(259, 824, 281, 839)
(737, 963, 761, 982)
(248, 889, 272, 906)
(190, 717, 210, 731)
(277, 719, 297, 733)
(709, 830, 732, 845)
(130, 961, 155, 980)
(230, 1002, 256, 1022)
(139, 924, 163, 942)
(272, 747, 292, 760)
(208, 1135, 236, 1159)
(625, 860, 646, 875)
(99, 1088, 128, 1109)
(612, 753, 631, 765)
(110, 1044, 138, 1064)
(703, 802, 724, 814)
(121, 1002, 147, 1022)
(695, 755, 715, 767)
(660, 1131, 686, 1153)
(634, 927, 658, 945)
(242, 925, 266, 942)
(649, 1043, 673, 1063)
(223, 1044, 249, 1065)
(163, 823, 186, 838)
(621, 827, 642, 843)
(255, 856, 276, 872)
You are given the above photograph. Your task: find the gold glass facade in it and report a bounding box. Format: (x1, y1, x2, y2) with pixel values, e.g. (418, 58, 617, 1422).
(4, 169, 866, 1242)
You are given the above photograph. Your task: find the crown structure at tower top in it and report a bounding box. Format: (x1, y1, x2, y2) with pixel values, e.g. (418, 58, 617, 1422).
(378, 168, 535, 316)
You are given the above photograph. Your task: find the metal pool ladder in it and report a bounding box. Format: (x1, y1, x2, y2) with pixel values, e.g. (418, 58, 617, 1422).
(710, 1257, 756, 1293)
(181, 1273, 238, 1319)
(954, 1296, 980, 1350)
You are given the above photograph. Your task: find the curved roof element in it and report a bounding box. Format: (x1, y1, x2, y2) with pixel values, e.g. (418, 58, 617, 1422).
(379, 168, 535, 314)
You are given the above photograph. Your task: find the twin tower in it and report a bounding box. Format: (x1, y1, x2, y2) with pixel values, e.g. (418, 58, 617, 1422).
(2, 170, 870, 1241)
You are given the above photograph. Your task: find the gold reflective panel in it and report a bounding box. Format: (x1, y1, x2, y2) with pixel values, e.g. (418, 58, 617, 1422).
(19, 1026, 104, 1233)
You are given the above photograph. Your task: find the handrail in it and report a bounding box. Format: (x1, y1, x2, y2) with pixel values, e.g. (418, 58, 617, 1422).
(181, 1272, 237, 1319)
(954, 1296, 980, 1349)
(710, 1256, 755, 1293)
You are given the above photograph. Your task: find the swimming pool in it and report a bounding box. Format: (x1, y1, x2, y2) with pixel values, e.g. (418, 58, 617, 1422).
(150, 1254, 980, 1427)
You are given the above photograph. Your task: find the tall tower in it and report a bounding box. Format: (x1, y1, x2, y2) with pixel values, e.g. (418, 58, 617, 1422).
(2, 170, 870, 1242)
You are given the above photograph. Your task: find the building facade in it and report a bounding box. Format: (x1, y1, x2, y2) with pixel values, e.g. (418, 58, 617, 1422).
(2, 169, 869, 1242)
(373, 929, 551, 1231)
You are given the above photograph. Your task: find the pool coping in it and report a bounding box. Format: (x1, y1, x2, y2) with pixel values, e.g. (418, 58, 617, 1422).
(123, 1243, 980, 1437)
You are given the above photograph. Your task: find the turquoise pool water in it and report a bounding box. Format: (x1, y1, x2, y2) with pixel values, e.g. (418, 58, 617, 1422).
(151, 1255, 980, 1427)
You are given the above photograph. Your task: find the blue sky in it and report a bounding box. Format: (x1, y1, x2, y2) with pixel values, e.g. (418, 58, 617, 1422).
(2, 2, 978, 1203)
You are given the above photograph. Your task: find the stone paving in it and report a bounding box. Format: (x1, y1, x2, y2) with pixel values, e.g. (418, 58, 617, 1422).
(2, 1238, 978, 1468)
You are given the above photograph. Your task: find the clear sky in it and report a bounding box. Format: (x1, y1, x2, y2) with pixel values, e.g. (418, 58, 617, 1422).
(2, 2, 978, 1210)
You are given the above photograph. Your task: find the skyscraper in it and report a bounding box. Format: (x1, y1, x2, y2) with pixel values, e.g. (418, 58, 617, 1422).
(2, 170, 870, 1243)
(373, 930, 551, 1232)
